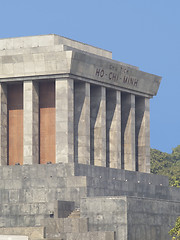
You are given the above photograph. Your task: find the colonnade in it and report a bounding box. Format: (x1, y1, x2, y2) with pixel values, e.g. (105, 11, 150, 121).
(0, 78, 150, 173)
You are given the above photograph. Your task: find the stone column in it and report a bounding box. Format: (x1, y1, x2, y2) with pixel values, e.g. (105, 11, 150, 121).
(0, 83, 7, 165)
(90, 86, 106, 167)
(106, 89, 121, 168)
(23, 81, 39, 164)
(135, 97, 150, 173)
(56, 79, 74, 163)
(74, 82, 90, 164)
(121, 93, 136, 171)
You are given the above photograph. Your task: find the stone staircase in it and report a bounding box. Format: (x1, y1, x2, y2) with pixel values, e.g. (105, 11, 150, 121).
(40, 203, 115, 240)
(0, 221, 114, 240)
(0, 163, 179, 239)
(67, 208, 80, 218)
(0, 201, 115, 240)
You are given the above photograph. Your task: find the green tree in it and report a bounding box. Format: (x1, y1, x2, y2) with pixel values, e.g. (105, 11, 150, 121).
(169, 217, 180, 239)
(150, 146, 180, 187)
(172, 145, 180, 161)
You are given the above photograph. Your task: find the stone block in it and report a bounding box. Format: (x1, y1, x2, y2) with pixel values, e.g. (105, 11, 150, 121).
(0, 227, 44, 240)
(9, 190, 19, 203)
(90, 86, 106, 167)
(2, 168, 12, 180)
(65, 231, 115, 240)
(0, 236, 28, 240)
(79, 218, 89, 233)
(32, 189, 47, 203)
(43, 218, 64, 238)
(67, 177, 87, 188)
(0, 180, 5, 189)
(64, 218, 80, 233)
(55, 201, 75, 218)
(0, 160, 178, 240)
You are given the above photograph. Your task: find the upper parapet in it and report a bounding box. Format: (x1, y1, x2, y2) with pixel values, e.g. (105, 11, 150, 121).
(0, 34, 112, 59)
(0, 34, 161, 97)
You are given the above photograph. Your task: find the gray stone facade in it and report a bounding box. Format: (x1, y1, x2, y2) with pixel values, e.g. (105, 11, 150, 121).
(23, 81, 39, 165)
(0, 34, 161, 171)
(56, 79, 74, 164)
(74, 82, 90, 165)
(0, 83, 7, 166)
(0, 35, 178, 240)
(0, 163, 179, 240)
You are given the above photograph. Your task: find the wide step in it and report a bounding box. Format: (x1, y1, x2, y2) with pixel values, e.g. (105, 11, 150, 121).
(42, 218, 88, 238)
(68, 208, 80, 218)
(35, 231, 115, 240)
(0, 227, 44, 240)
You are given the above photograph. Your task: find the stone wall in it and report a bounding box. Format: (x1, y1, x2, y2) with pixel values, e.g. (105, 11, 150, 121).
(0, 163, 85, 227)
(75, 163, 180, 201)
(81, 196, 180, 240)
(0, 162, 179, 233)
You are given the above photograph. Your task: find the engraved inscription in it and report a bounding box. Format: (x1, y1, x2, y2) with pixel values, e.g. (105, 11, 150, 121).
(109, 72, 119, 81)
(96, 68, 104, 77)
(95, 65, 138, 87)
(123, 75, 138, 87)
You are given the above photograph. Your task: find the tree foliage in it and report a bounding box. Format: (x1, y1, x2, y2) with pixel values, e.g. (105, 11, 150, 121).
(151, 146, 180, 239)
(150, 145, 180, 187)
(169, 217, 180, 239)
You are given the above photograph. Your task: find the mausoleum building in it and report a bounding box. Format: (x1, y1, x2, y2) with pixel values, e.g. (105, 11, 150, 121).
(0, 34, 160, 172)
(0, 35, 179, 240)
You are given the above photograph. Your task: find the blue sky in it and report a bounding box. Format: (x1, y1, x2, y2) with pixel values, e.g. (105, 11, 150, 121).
(0, 0, 180, 153)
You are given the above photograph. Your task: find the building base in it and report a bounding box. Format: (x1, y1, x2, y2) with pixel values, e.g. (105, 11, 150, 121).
(0, 163, 179, 240)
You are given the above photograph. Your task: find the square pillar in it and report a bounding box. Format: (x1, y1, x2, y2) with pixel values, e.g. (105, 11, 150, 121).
(0, 83, 7, 165)
(135, 97, 150, 173)
(23, 81, 39, 164)
(106, 90, 121, 169)
(121, 93, 136, 171)
(90, 86, 106, 167)
(56, 79, 74, 163)
(74, 82, 90, 164)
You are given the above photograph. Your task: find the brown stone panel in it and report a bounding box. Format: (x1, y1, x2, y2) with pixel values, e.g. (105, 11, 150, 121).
(39, 81, 55, 164)
(8, 84, 23, 165)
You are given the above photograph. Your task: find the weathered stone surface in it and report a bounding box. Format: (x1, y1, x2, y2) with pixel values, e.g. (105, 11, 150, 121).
(0, 236, 28, 240)
(0, 83, 7, 165)
(56, 79, 74, 164)
(0, 34, 161, 173)
(106, 89, 121, 168)
(0, 35, 112, 58)
(0, 163, 178, 239)
(0, 34, 176, 240)
(135, 97, 150, 172)
(0, 35, 161, 98)
(23, 81, 39, 164)
(74, 82, 90, 165)
(90, 86, 106, 167)
(0, 227, 44, 239)
(81, 196, 180, 240)
(121, 93, 136, 171)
